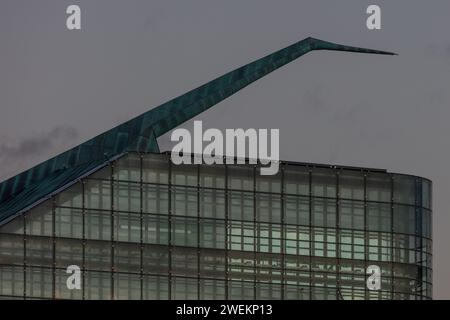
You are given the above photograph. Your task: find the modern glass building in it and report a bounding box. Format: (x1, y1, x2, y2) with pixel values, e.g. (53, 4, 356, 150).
(0, 37, 431, 299)
(0, 152, 432, 299)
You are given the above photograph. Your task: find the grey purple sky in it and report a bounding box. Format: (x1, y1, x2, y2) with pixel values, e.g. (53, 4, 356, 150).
(1, 0, 449, 298)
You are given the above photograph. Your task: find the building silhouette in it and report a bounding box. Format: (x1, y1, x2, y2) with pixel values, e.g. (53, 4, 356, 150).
(0, 38, 431, 299)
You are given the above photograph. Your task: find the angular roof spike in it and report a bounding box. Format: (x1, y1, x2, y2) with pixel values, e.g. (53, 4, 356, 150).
(307, 37, 397, 56)
(0, 37, 395, 223)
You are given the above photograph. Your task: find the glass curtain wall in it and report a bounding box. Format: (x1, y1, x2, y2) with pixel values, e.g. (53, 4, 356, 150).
(0, 153, 432, 300)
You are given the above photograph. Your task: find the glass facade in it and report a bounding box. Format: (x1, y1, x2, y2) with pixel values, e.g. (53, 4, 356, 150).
(0, 152, 432, 300)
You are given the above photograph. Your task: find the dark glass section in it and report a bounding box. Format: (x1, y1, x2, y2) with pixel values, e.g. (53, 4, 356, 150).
(0, 153, 432, 300)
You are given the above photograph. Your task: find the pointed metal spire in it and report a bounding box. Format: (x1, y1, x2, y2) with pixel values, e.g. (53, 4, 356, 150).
(0, 37, 395, 221)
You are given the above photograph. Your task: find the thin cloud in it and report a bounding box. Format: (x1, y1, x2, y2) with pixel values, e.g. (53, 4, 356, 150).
(0, 126, 78, 160)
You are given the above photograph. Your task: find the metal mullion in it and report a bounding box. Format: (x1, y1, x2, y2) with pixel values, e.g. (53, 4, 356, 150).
(224, 162, 229, 300)
(308, 168, 312, 300)
(196, 164, 200, 299)
(336, 169, 341, 300)
(280, 164, 285, 300)
(390, 174, 394, 299)
(23, 214, 26, 299)
(168, 159, 173, 300)
(139, 154, 144, 300)
(51, 197, 56, 299)
(110, 162, 115, 300)
(82, 179, 86, 300)
(253, 165, 257, 300)
(363, 171, 369, 300)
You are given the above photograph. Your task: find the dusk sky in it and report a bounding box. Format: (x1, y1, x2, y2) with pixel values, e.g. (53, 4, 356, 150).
(1, 0, 449, 298)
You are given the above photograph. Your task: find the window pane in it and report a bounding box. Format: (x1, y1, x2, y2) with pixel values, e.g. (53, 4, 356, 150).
(339, 200, 364, 230)
(339, 171, 364, 200)
(85, 210, 111, 241)
(143, 185, 168, 215)
(114, 211, 140, 243)
(172, 218, 197, 247)
(26, 267, 52, 299)
(55, 207, 82, 239)
(284, 165, 309, 196)
(200, 189, 225, 219)
(367, 173, 391, 203)
(285, 195, 309, 226)
(113, 154, 140, 182)
(312, 169, 336, 198)
(85, 271, 111, 300)
(142, 154, 169, 184)
(115, 272, 141, 300)
(393, 175, 415, 205)
(113, 182, 140, 213)
(368, 202, 391, 232)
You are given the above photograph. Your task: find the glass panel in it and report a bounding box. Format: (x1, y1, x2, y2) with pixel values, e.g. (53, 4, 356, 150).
(199, 278, 225, 299)
(113, 181, 140, 213)
(172, 163, 197, 187)
(143, 185, 168, 215)
(228, 166, 254, 191)
(85, 210, 111, 241)
(172, 276, 197, 300)
(172, 186, 197, 217)
(172, 217, 197, 247)
(199, 219, 225, 249)
(367, 202, 390, 232)
(284, 165, 309, 196)
(393, 175, 415, 205)
(257, 223, 281, 253)
(114, 272, 141, 300)
(0, 234, 23, 266)
(85, 240, 111, 271)
(422, 209, 432, 239)
(200, 189, 225, 219)
(114, 242, 141, 273)
(25, 235, 53, 267)
(172, 247, 198, 276)
(25, 201, 52, 237)
(142, 244, 169, 275)
(367, 173, 391, 203)
(55, 182, 83, 208)
(422, 179, 432, 210)
(312, 198, 336, 228)
(55, 207, 83, 239)
(55, 238, 83, 269)
(256, 193, 281, 224)
(142, 215, 168, 245)
(285, 195, 309, 226)
(229, 221, 255, 252)
(339, 171, 364, 200)
(143, 275, 169, 300)
(200, 165, 225, 189)
(393, 204, 415, 234)
(339, 200, 364, 230)
(229, 191, 253, 221)
(114, 211, 140, 243)
(85, 179, 111, 210)
(0, 215, 24, 235)
(25, 267, 52, 298)
(0, 265, 24, 297)
(199, 249, 226, 278)
(256, 283, 282, 300)
(142, 154, 169, 184)
(256, 170, 281, 193)
(85, 271, 111, 300)
(312, 168, 336, 198)
(55, 267, 83, 300)
(228, 280, 254, 300)
(113, 154, 141, 182)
